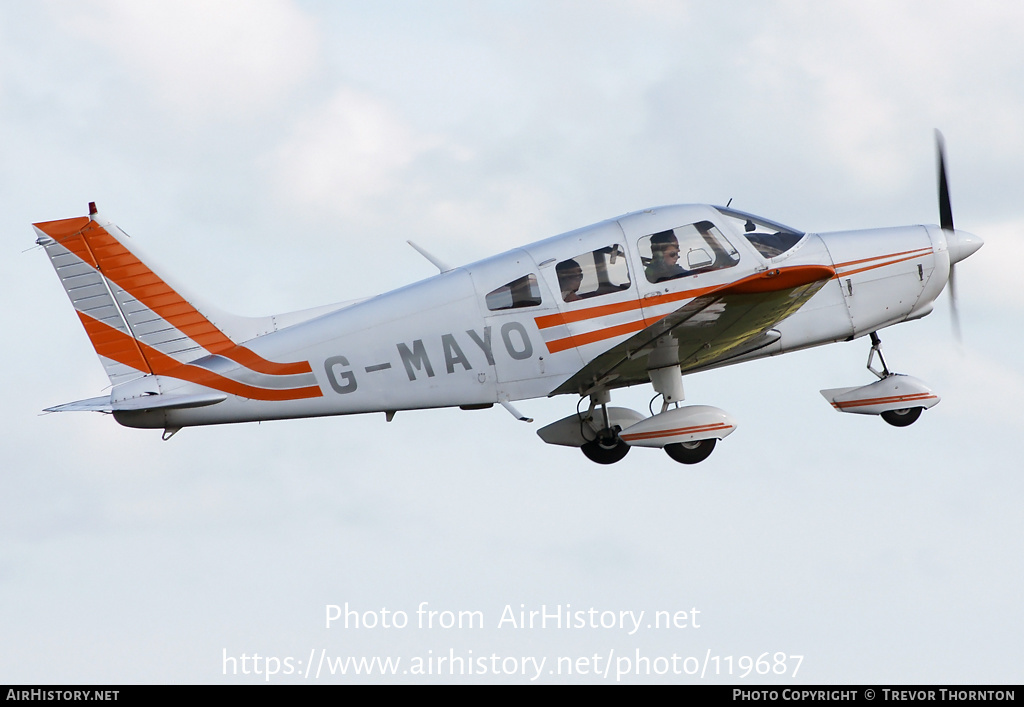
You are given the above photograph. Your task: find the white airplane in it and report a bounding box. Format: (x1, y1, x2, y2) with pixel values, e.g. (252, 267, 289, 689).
(36, 134, 982, 464)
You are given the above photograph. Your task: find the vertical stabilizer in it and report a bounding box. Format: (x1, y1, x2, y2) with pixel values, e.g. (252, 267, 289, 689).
(35, 214, 153, 385)
(35, 207, 322, 403)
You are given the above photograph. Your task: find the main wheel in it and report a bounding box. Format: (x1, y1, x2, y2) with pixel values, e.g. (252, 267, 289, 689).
(664, 438, 716, 464)
(581, 436, 630, 465)
(881, 407, 923, 427)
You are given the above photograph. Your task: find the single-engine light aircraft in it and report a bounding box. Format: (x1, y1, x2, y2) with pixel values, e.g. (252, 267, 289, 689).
(36, 134, 982, 464)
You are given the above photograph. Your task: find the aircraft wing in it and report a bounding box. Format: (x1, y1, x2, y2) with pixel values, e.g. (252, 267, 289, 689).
(550, 265, 834, 397)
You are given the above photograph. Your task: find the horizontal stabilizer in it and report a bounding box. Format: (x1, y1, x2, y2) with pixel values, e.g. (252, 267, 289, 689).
(45, 392, 227, 414)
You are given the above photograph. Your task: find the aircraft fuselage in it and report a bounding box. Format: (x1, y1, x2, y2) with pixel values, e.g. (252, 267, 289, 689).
(109, 204, 957, 429)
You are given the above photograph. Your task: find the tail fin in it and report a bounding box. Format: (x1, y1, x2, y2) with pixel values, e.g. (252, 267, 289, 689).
(35, 211, 153, 385)
(35, 205, 321, 402)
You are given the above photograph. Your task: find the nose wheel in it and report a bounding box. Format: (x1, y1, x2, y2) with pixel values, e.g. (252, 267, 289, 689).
(868, 333, 925, 427)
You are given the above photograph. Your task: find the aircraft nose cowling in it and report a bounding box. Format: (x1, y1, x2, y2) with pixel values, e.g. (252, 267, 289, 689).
(947, 229, 984, 265)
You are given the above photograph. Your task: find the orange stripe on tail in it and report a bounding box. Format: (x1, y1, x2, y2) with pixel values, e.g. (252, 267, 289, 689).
(78, 311, 322, 402)
(35, 217, 312, 376)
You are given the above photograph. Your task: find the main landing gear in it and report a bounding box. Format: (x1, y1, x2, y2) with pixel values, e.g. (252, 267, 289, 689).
(664, 438, 717, 465)
(819, 332, 940, 427)
(578, 390, 631, 465)
(535, 367, 737, 466)
(581, 434, 631, 465)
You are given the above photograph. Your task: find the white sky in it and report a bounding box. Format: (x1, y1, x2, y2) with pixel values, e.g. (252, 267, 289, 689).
(2, 0, 1022, 684)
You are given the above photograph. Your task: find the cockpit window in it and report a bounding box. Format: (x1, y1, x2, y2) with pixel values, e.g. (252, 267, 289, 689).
(556, 244, 631, 303)
(638, 221, 740, 284)
(715, 206, 806, 259)
(485, 273, 542, 311)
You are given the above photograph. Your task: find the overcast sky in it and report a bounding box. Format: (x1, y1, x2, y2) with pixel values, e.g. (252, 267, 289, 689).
(2, 0, 1022, 684)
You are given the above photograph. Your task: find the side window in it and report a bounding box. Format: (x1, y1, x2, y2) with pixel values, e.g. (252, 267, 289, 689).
(638, 221, 739, 284)
(555, 244, 631, 303)
(485, 273, 542, 311)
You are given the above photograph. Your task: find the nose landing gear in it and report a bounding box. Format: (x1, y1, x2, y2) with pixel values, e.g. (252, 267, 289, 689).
(880, 406, 924, 427)
(820, 332, 940, 426)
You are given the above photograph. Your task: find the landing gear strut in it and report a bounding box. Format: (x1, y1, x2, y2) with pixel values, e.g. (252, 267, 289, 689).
(867, 332, 892, 379)
(868, 332, 925, 427)
(579, 390, 630, 464)
(648, 363, 722, 465)
(822, 333, 937, 427)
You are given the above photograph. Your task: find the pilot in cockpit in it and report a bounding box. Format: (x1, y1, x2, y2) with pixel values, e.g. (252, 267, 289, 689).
(645, 230, 687, 283)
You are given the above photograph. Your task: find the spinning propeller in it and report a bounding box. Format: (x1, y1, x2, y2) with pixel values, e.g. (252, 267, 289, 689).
(935, 129, 983, 341)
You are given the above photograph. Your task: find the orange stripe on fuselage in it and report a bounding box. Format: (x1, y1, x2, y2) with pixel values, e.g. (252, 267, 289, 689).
(833, 251, 932, 279)
(78, 311, 322, 402)
(536, 265, 834, 331)
(831, 247, 933, 280)
(544, 319, 653, 354)
(535, 298, 654, 330)
(36, 217, 312, 376)
(535, 264, 835, 353)
(832, 247, 932, 270)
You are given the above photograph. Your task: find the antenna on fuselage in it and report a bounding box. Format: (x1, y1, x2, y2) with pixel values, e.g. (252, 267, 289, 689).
(407, 240, 453, 273)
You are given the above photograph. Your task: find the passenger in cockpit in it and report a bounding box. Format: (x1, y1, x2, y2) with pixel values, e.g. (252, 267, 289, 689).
(556, 259, 584, 302)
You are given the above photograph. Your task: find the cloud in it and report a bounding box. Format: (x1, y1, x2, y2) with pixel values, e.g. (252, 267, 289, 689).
(6, 1, 1024, 684)
(50, 0, 319, 121)
(270, 87, 440, 216)
(963, 218, 1024, 310)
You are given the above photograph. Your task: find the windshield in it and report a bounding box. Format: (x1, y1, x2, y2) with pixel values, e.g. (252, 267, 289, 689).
(714, 206, 806, 259)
